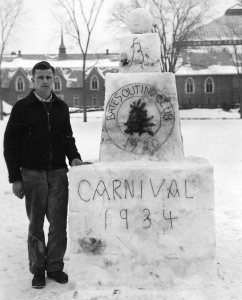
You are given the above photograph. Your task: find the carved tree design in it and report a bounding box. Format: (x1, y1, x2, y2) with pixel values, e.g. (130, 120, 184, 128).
(124, 98, 155, 136)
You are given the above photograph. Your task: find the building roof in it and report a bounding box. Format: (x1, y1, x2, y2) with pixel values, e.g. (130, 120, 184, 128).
(1, 69, 17, 88)
(0, 64, 120, 88)
(60, 68, 83, 88)
(0, 54, 119, 70)
(225, 3, 242, 15)
(185, 4, 242, 46)
(98, 67, 119, 78)
(0, 30, 120, 88)
(177, 48, 241, 75)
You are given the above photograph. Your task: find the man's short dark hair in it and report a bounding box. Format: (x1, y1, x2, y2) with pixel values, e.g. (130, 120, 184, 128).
(32, 61, 55, 76)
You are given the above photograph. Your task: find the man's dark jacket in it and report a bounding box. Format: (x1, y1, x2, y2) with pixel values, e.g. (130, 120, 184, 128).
(4, 90, 81, 183)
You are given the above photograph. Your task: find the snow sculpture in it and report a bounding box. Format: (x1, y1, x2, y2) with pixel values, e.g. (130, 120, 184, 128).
(126, 8, 153, 34)
(68, 8, 217, 299)
(119, 33, 161, 72)
(99, 72, 184, 161)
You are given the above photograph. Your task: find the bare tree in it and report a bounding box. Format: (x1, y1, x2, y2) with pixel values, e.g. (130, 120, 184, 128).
(221, 18, 242, 118)
(151, 0, 210, 72)
(226, 45, 242, 117)
(0, 0, 23, 120)
(55, 0, 104, 122)
(110, 0, 209, 73)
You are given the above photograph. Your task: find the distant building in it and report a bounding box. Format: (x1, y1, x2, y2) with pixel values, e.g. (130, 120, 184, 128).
(176, 4, 242, 108)
(1, 4, 242, 110)
(0, 32, 119, 109)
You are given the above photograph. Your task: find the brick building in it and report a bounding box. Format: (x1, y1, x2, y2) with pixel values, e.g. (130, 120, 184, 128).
(0, 32, 119, 109)
(176, 3, 242, 108)
(1, 4, 242, 110)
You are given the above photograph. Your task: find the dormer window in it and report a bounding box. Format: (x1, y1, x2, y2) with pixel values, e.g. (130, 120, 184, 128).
(15, 76, 25, 91)
(90, 75, 99, 90)
(54, 76, 62, 91)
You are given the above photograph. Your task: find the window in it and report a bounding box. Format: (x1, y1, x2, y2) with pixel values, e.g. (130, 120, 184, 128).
(185, 77, 195, 94)
(204, 77, 214, 94)
(54, 76, 62, 91)
(15, 76, 25, 91)
(90, 75, 99, 90)
(92, 94, 98, 106)
(73, 95, 79, 107)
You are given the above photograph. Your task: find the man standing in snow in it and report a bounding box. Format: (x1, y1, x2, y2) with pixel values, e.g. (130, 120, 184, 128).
(3, 61, 83, 289)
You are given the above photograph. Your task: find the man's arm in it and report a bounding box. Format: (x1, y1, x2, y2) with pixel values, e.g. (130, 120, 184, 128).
(4, 103, 25, 183)
(63, 105, 82, 165)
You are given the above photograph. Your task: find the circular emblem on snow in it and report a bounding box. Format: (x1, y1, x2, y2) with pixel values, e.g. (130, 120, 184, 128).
(105, 83, 175, 155)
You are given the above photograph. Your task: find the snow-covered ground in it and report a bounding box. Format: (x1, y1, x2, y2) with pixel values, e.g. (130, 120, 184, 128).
(0, 108, 242, 299)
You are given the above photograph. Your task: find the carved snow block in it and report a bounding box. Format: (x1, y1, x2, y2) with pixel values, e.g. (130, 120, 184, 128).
(99, 72, 184, 161)
(119, 33, 161, 73)
(126, 8, 153, 34)
(68, 157, 216, 289)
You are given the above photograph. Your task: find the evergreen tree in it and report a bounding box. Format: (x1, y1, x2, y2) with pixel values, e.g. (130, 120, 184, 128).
(124, 99, 155, 136)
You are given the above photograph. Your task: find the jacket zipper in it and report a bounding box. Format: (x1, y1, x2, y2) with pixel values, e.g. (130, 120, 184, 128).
(41, 101, 53, 169)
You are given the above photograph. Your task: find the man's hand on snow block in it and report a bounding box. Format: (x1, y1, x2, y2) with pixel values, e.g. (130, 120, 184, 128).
(71, 159, 92, 167)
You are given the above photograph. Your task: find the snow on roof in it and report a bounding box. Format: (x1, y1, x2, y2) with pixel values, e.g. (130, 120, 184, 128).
(60, 67, 83, 88)
(0, 56, 120, 88)
(95, 66, 119, 78)
(177, 48, 240, 75)
(1, 69, 17, 88)
(1, 57, 119, 69)
(176, 64, 238, 75)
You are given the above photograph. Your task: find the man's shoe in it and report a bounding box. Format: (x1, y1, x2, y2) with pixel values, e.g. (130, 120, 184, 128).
(47, 271, 68, 284)
(32, 273, 45, 289)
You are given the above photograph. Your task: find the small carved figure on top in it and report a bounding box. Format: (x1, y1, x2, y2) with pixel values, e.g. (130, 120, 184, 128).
(130, 37, 144, 69)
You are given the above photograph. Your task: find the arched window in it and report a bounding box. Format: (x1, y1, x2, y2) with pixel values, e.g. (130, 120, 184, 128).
(90, 75, 99, 90)
(185, 77, 195, 94)
(15, 76, 25, 91)
(204, 77, 214, 94)
(54, 76, 62, 91)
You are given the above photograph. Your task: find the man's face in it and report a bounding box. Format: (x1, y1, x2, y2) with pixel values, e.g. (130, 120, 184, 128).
(32, 69, 54, 95)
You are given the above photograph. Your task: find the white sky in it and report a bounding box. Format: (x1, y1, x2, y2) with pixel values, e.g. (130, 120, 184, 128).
(7, 0, 237, 55)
